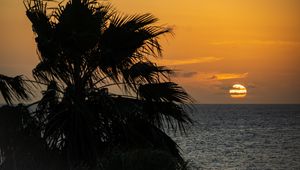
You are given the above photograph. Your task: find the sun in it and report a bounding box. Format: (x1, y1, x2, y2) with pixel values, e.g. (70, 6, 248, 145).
(229, 84, 247, 98)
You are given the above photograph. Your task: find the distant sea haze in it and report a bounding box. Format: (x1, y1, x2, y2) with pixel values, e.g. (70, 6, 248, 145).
(169, 104, 300, 169)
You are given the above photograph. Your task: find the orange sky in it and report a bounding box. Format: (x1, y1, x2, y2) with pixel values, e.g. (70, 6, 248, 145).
(1, 0, 300, 104)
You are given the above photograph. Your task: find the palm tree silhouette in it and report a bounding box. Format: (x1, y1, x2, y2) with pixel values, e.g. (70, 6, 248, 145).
(0, 0, 193, 169)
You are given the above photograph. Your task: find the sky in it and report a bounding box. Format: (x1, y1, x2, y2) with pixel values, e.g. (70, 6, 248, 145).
(1, 0, 300, 104)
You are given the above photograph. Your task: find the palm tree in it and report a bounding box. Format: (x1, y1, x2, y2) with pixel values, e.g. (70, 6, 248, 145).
(0, 0, 193, 169)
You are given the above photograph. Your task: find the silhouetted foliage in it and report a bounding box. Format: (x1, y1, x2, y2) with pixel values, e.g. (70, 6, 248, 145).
(0, 0, 193, 169)
(0, 74, 33, 104)
(0, 105, 67, 170)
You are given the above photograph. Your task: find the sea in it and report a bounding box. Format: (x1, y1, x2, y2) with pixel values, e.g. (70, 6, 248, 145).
(168, 104, 300, 170)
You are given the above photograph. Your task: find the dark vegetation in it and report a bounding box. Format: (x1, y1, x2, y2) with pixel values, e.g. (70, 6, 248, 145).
(0, 0, 193, 169)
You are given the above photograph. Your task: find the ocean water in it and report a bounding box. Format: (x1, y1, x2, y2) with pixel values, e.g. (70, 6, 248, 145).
(169, 104, 300, 170)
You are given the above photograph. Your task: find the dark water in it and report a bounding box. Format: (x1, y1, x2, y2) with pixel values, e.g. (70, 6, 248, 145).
(169, 104, 300, 170)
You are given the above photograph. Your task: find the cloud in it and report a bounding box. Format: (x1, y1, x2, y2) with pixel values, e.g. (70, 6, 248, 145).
(158, 56, 222, 66)
(174, 71, 198, 78)
(210, 40, 300, 46)
(209, 73, 248, 80)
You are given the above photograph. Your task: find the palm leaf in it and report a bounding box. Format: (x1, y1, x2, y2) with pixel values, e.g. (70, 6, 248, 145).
(36, 80, 60, 117)
(142, 101, 192, 132)
(25, 0, 52, 36)
(98, 13, 172, 78)
(53, 0, 104, 56)
(138, 82, 192, 103)
(0, 74, 33, 104)
(123, 117, 185, 164)
(33, 60, 73, 86)
(123, 61, 173, 88)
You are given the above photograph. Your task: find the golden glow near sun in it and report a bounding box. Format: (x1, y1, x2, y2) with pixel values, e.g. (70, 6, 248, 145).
(229, 84, 247, 98)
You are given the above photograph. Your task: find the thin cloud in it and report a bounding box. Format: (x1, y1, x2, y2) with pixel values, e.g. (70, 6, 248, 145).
(209, 73, 248, 80)
(210, 40, 300, 46)
(158, 56, 222, 66)
(174, 71, 198, 78)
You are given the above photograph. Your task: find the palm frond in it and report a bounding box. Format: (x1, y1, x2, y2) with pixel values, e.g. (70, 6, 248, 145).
(33, 60, 73, 86)
(142, 102, 192, 132)
(123, 61, 173, 84)
(98, 13, 172, 78)
(53, 0, 104, 56)
(33, 61, 53, 83)
(43, 102, 99, 166)
(121, 61, 173, 92)
(123, 118, 185, 164)
(138, 82, 192, 103)
(110, 13, 158, 30)
(36, 80, 60, 114)
(0, 74, 33, 105)
(25, 0, 53, 36)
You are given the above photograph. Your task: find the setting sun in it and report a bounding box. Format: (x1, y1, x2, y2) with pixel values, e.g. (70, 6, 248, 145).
(229, 84, 247, 98)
